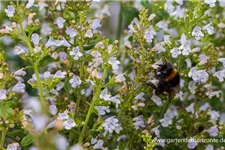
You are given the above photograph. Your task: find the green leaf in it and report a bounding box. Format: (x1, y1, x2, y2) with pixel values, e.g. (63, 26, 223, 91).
(38, 55, 56, 67)
(21, 135, 34, 147)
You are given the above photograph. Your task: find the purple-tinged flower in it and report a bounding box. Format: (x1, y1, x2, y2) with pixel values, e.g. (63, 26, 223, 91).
(95, 106, 110, 116)
(14, 68, 26, 76)
(5, 5, 15, 17)
(59, 52, 67, 61)
(56, 82, 64, 91)
(115, 73, 125, 83)
(199, 54, 209, 65)
(32, 115, 48, 131)
(207, 126, 219, 137)
(50, 89, 59, 96)
(64, 118, 76, 130)
(205, 145, 214, 150)
(93, 139, 103, 149)
(91, 19, 102, 30)
(103, 116, 122, 134)
(218, 58, 225, 68)
(54, 136, 68, 150)
(55, 17, 65, 29)
(12, 82, 25, 93)
(31, 33, 40, 45)
(199, 103, 210, 112)
(26, 0, 34, 8)
(0, 89, 7, 100)
(133, 115, 145, 130)
(7, 143, 20, 150)
(108, 57, 120, 71)
(179, 34, 192, 56)
(203, 23, 215, 35)
(208, 110, 220, 121)
(14, 46, 25, 55)
(170, 5, 185, 19)
(57, 112, 68, 120)
(128, 18, 140, 34)
(53, 70, 66, 79)
(85, 29, 93, 38)
(170, 48, 181, 58)
(70, 47, 83, 60)
(100, 89, 111, 101)
(134, 92, 145, 102)
(188, 138, 198, 149)
(151, 94, 162, 106)
(204, 0, 216, 8)
(66, 27, 77, 38)
(156, 21, 168, 31)
(192, 26, 204, 40)
(164, 0, 175, 14)
(144, 26, 156, 43)
(69, 75, 81, 88)
(213, 69, 225, 82)
(186, 103, 195, 114)
(49, 105, 57, 115)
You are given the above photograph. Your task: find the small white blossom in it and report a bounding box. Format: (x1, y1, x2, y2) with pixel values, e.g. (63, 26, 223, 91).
(100, 89, 111, 101)
(5, 5, 15, 17)
(93, 139, 103, 149)
(32, 115, 48, 131)
(55, 17, 65, 29)
(14, 46, 25, 55)
(66, 27, 77, 38)
(69, 75, 82, 88)
(103, 116, 122, 134)
(91, 19, 102, 30)
(31, 33, 40, 45)
(108, 57, 120, 71)
(208, 110, 220, 121)
(188, 138, 198, 149)
(53, 70, 66, 79)
(170, 5, 185, 19)
(213, 69, 225, 82)
(56, 82, 64, 91)
(199, 103, 210, 112)
(205, 145, 214, 150)
(0, 89, 7, 100)
(115, 73, 125, 83)
(207, 126, 218, 137)
(64, 118, 76, 130)
(26, 0, 34, 8)
(218, 58, 225, 68)
(85, 29, 93, 38)
(151, 94, 162, 106)
(199, 54, 209, 65)
(70, 47, 83, 60)
(192, 26, 204, 40)
(12, 82, 25, 93)
(144, 26, 156, 43)
(133, 115, 145, 130)
(186, 103, 195, 114)
(170, 48, 181, 58)
(179, 34, 192, 56)
(57, 112, 69, 120)
(204, 0, 216, 8)
(203, 23, 215, 35)
(134, 92, 145, 102)
(49, 105, 57, 115)
(54, 136, 68, 150)
(95, 106, 110, 116)
(7, 143, 19, 150)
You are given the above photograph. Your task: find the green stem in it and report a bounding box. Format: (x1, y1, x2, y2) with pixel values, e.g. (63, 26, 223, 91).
(116, 2, 123, 44)
(78, 69, 107, 144)
(75, 94, 81, 117)
(156, 95, 171, 126)
(0, 127, 7, 146)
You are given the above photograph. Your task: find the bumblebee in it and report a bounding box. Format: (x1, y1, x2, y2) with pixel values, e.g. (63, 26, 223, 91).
(148, 63, 180, 95)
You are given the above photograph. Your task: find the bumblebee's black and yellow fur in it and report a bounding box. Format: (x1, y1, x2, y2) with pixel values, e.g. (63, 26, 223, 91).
(148, 63, 180, 95)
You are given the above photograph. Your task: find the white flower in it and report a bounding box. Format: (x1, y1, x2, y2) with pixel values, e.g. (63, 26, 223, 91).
(199, 54, 209, 65)
(32, 115, 48, 131)
(53, 70, 66, 79)
(134, 92, 145, 102)
(108, 57, 120, 71)
(55, 17, 65, 29)
(164, 1, 175, 14)
(199, 103, 210, 112)
(151, 94, 162, 106)
(179, 34, 191, 56)
(85, 29, 93, 38)
(218, 58, 225, 68)
(156, 21, 168, 31)
(115, 73, 125, 83)
(205, 145, 214, 150)
(57, 112, 69, 120)
(69, 75, 82, 88)
(192, 26, 204, 40)
(203, 23, 215, 35)
(49, 105, 57, 115)
(204, 0, 216, 8)
(12, 82, 25, 93)
(100, 89, 111, 101)
(186, 103, 195, 114)
(208, 110, 220, 121)
(133, 115, 145, 130)
(70, 47, 83, 60)
(170, 48, 181, 58)
(54, 136, 68, 150)
(0, 89, 7, 100)
(152, 44, 166, 53)
(170, 5, 185, 19)
(159, 106, 178, 127)
(14, 46, 25, 55)
(103, 116, 122, 134)
(64, 118, 76, 130)
(5, 5, 15, 17)
(56, 82, 64, 91)
(7, 143, 19, 150)
(31, 33, 40, 45)
(189, 68, 209, 84)
(188, 138, 198, 149)
(26, 0, 34, 8)
(144, 26, 156, 43)
(128, 18, 140, 34)
(207, 126, 218, 137)
(91, 19, 102, 30)
(66, 27, 77, 38)
(93, 139, 103, 149)
(95, 106, 110, 116)
(213, 69, 225, 82)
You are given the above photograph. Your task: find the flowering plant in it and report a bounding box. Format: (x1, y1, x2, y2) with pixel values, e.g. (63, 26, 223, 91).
(0, 0, 225, 149)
